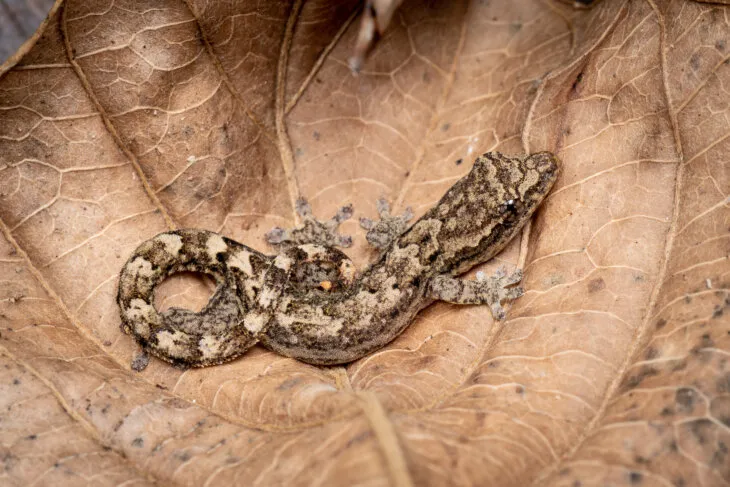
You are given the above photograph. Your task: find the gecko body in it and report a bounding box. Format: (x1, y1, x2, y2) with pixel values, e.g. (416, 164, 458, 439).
(117, 152, 559, 367)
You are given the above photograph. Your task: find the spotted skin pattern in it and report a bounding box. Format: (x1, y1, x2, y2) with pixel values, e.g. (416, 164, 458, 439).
(118, 152, 559, 367)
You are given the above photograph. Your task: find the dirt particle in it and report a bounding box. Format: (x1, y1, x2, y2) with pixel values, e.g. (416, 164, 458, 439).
(629, 471, 643, 484)
(690, 53, 701, 71)
(644, 346, 659, 360)
(176, 451, 191, 462)
(278, 377, 302, 391)
(700, 333, 714, 348)
(675, 388, 696, 412)
(712, 305, 723, 319)
(588, 277, 605, 293)
(622, 365, 659, 390)
(711, 440, 727, 467)
(716, 373, 730, 394)
(688, 418, 713, 444)
(131, 437, 144, 448)
(571, 71, 584, 93)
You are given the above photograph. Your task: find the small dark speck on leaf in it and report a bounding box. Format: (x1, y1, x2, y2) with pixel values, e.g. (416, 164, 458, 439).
(675, 388, 696, 412)
(588, 277, 605, 293)
(634, 455, 648, 464)
(455, 159, 463, 166)
(441, 123, 450, 132)
(688, 418, 713, 444)
(629, 471, 643, 484)
(131, 437, 144, 448)
(313, 131, 320, 140)
(12, 378, 20, 385)
(716, 373, 730, 394)
(690, 53, 701, 71)
(571, 71, 584, 92)
(644, 347, 659, 360)
(712, 305, 723, 318)
(278, 378, 302, 391)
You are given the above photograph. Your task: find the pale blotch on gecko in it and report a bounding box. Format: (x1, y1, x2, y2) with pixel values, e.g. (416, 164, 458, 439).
(117, 152, 559, 368)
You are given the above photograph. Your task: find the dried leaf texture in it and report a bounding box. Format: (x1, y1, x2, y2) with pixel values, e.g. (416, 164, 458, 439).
(0, 0, 728, 486)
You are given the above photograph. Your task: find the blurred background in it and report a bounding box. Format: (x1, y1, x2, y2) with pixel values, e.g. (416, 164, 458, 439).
(0, 0, 54, 65)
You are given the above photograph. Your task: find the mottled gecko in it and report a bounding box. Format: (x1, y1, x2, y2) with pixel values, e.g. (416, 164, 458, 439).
(117, 152, 559, 368)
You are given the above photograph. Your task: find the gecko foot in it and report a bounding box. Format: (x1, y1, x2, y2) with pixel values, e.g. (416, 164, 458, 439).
(266, 198, 354, 248)
(475, 267, 524, 320)
(428, 266, 524, 320)
(359, 198, 413, 250)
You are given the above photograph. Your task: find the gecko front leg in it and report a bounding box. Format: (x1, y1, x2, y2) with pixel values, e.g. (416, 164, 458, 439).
(428, 267, 524, 320)
(359, 198, 413, 250)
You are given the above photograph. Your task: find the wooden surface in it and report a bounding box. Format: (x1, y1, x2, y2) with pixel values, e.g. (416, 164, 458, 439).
(0, 0, 54, 65)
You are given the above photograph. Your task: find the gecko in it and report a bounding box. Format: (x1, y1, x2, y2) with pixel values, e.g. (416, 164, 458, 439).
(117, 152, 559, 368)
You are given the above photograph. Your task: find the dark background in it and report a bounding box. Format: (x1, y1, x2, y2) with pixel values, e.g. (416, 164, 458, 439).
(1, 0, 54, 65)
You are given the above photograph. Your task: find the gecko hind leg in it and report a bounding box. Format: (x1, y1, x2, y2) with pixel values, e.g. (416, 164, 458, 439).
(266, 197, 354, 248)
(427, 266, 524, 320)
(359, 198, 413, 250)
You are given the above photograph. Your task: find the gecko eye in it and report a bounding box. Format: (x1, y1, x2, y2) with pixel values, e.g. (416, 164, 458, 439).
(499, 198, 523, 219)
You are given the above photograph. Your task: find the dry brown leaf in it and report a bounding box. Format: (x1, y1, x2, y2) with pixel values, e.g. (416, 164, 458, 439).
(1, 0, 729, 485)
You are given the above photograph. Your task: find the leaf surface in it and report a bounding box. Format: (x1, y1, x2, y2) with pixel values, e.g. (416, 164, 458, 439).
(0, 0, 728, 485)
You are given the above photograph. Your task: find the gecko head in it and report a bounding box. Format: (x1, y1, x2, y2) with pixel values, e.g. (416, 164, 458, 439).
(471, 151, 560, 220)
